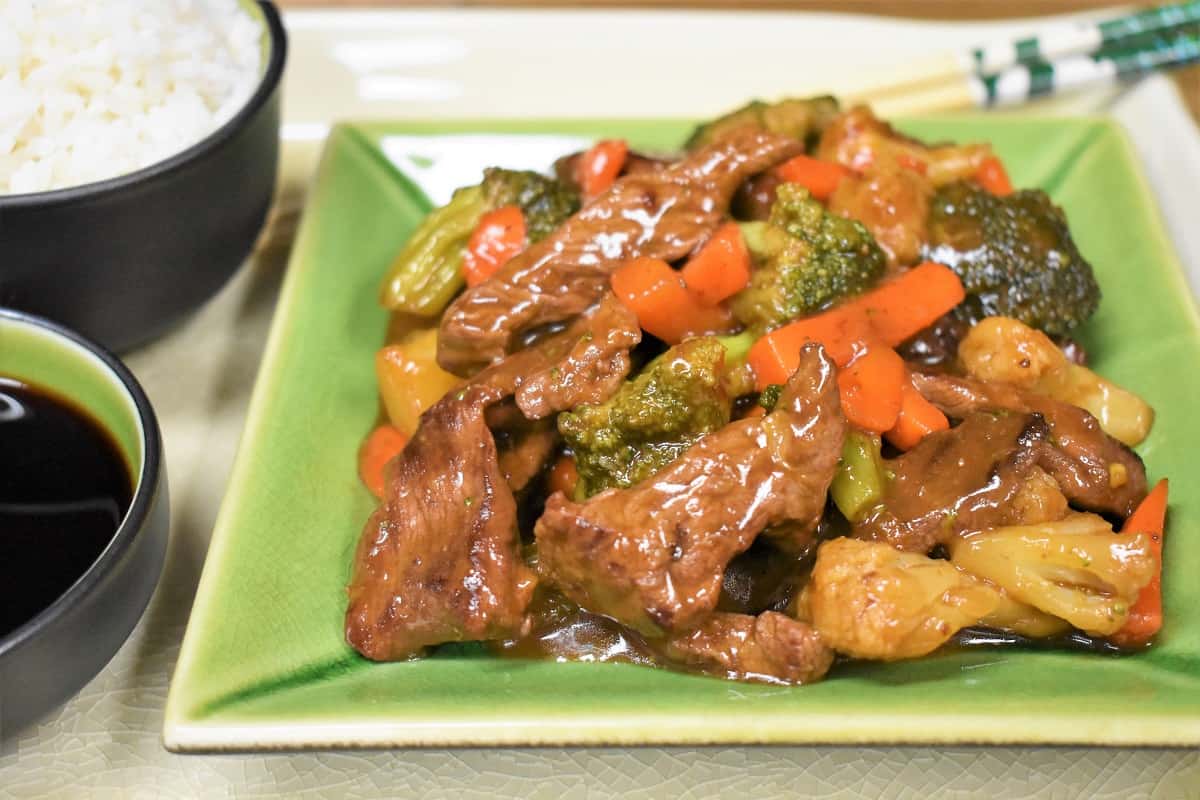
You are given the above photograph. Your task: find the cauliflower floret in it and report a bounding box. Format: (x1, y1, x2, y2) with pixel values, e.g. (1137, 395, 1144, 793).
(959, 316, 1154, 446)
(978, 589, 1071, 639)
(948, 512, 1156, 636)
(807, 538, 997, 661)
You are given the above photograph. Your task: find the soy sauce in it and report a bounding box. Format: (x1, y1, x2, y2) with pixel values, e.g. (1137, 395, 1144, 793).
(0, 378, 133, 637)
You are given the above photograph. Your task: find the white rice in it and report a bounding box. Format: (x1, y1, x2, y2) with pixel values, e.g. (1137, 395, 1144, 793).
(0, 0, 263, 195)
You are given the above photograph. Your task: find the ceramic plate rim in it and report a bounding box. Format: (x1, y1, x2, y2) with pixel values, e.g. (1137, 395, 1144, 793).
(165, 115, 1200, 751)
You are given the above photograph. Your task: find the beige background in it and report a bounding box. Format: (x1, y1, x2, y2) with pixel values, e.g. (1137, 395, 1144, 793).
(3, 5, 1200, 797)
(275, 0, 1200, 121)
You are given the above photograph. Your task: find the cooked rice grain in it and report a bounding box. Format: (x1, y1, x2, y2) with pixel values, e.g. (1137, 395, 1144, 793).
(0, 0, 262, 194)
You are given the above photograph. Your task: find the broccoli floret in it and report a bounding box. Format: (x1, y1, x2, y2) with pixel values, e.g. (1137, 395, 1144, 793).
(924, 181, 1100, 336)
(730, 184, 887, 332)
(757, 384, 784, 412)
(558, 337, 732, 497)
(685, 95, 840, 151)
(481, 167, 580, 242)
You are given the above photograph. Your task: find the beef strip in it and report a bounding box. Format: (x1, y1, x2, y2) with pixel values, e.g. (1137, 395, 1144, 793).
(911, 371, 1147, 518)
(664, 611, 833, 685)
(496, 419, 558, 493)
(534, 344, 845, 635)
(346, 384, 536, 660)
(514, 295, 641, 419)
(732, 171, 782, 221)
(854, 411, 1055, 553)
(438, 128, 803, 375)
(473, 293, 641, 420)
(346, 298, 639, 660)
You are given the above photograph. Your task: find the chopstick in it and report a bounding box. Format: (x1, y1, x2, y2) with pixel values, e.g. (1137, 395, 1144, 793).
(977, 25, 1200, 107)
(866, 26, 1200, 116)
(838, 1, 1200, 115)
(969, 0, 1200, 73)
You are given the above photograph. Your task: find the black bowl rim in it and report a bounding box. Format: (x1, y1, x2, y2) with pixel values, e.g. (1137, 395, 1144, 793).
(0, 308, 164, 658)
(0, 0, 287, 208)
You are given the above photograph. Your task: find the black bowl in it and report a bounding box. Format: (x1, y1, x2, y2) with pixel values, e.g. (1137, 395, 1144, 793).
(0, 2, 288, 353)
(0, 309, 169, 737)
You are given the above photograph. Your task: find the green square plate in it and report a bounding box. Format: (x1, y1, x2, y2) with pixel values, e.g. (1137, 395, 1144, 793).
(164, 117, 1200, 751)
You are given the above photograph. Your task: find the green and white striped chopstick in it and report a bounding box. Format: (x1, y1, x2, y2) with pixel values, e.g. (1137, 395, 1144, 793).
(974, 25, 1200, 107)
(847, 3, 1200, 116)
(969, 0, 1200, 74)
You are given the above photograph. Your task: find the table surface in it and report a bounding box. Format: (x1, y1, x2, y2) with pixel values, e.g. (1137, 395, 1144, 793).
(277, 0, 1200, 122)
(3, 6, 1200, 798)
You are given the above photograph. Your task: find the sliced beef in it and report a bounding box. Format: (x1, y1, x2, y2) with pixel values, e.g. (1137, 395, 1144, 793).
(664, 611, 833, 685)
(854, 411, 1055, 553)
(438, 128, 803, 375)
(496, 419, 558, 493)
(346, 296, 639, 660)
(732, 171, 782, 221)
(346, 384, 536, 660)
(534, 344, 845, 635)
(472, 293, 641, 420)
(911, 372, 1147, 518)
(513, 295, 641, 419)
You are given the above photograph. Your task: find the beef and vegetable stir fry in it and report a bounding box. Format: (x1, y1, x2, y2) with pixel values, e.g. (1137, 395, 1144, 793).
(348, 97, 1169, 685)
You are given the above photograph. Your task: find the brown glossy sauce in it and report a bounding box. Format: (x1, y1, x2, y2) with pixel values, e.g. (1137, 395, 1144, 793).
(491, 590, 662, 668)
(491, 553, 1132, 674)
(0, 378, 133, 637)
(492, 543, 819, 671)
(952, 626, 1128, 655)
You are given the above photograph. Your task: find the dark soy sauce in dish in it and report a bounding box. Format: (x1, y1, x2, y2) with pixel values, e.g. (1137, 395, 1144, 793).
(0, 378, 133, 637)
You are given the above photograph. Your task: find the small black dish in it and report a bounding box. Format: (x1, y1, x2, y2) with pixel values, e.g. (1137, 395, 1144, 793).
(0, 1, 288, 353)
(0, 309, 169, 737)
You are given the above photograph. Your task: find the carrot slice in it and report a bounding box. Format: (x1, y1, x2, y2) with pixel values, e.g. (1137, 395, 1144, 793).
(1111, 479, 1169, 647)
(681, 222, 752, 306)
(611, 256, 736, 344)
(358, 424, 409, 499)
(462, 205, 526, 287)
(747, 308, 873, 388)
(885, 379, 950, 450)
(548, 454, 580, 497)
(836, 346, 906, 433)
(746, 262, 963, 390)
(774, 155, 851, 201)
(975, 156, 1014, 197)
(611, 257, 694, 343)
(577, 139, 629, 198)
(855, 261, 966, 346)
